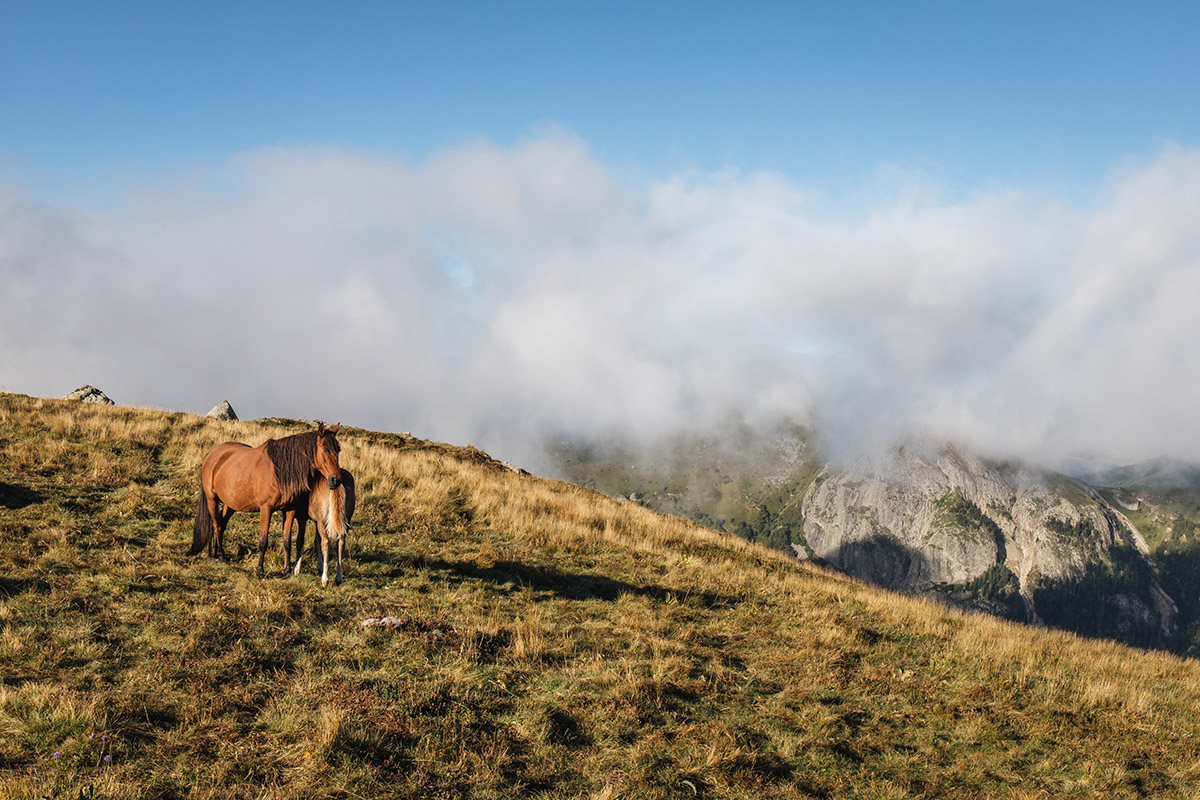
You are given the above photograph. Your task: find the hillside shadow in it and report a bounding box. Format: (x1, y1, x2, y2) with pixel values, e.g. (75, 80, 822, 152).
(0, 575, 48, 599)
(1031, 552, 1169, 651)
(823, 535, 1030, 624)
(825, 535, 926, 589)
(0, 481, 42, 510)
(823, 535, 1175, 651)
(1152, 543, 1200, 656)
(375, 551, 737, 608)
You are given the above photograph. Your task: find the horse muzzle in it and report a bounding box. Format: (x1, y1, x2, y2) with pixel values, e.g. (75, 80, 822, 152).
(328, 475, 341, 490)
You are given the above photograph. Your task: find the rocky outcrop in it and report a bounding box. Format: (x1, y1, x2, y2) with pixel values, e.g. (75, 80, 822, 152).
(801, 445, 1177, 647)
(63, 385, 114, 404)
(206, 400, 238, 420)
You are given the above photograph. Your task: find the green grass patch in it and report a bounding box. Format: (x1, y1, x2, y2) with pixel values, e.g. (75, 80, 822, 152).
(933, 490, 1003, 546)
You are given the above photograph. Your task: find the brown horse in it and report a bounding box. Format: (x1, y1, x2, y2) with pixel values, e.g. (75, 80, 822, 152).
(191, 423, 342, 578)
(286, 468, 355, 586)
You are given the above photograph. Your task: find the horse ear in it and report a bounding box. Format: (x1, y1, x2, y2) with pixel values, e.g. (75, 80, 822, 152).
(317, 422, 325, 436)
(330, 423, 340, 434)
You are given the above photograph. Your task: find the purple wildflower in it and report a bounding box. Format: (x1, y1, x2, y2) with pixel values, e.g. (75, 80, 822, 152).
(53, 751, 60, 759)
(103, 754, 112, 763)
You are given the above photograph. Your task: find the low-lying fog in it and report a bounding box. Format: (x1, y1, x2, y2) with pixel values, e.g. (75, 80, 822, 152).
(4, 133, 1199, 473)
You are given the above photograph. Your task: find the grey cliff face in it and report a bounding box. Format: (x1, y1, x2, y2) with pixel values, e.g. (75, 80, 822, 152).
(801, 446, 1176, 646)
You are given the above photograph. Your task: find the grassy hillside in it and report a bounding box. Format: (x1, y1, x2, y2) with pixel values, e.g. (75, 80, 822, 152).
(2, 393, 1199, 799)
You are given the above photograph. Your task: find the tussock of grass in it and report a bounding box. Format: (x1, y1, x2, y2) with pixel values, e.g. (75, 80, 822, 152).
(1, 391, 1200, 798)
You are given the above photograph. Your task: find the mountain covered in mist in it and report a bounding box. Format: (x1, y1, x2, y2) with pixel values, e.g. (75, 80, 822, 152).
(1061, 455, 1200, 489)
(550, 425, 1200, 654)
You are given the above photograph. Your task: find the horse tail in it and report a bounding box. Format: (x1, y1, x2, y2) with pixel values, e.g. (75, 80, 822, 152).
(191, 488, 215, 555)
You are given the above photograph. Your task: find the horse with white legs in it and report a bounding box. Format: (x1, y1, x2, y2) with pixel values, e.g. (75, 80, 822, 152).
(288, 469, 355, 586)
(191, 423, 342, 578)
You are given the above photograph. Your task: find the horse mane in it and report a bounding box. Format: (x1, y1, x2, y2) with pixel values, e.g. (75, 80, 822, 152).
(264, 430, 321, 501)
(317, 470, 355, 543)
(341, 470, 356, 522)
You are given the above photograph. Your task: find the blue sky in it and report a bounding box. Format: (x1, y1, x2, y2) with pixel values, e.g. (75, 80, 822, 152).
(3, 1, 1200, 467)
(3, 1, 1197, 197)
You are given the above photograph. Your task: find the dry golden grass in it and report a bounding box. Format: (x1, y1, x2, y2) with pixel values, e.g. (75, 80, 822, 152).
(2, 391, 1200, 798)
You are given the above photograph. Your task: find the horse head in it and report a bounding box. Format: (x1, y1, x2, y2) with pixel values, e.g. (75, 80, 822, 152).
(315, 422, 342, 490)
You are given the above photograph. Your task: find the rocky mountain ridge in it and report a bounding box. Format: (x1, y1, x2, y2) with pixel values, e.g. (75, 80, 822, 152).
(802, 446, 1176, 647)
(552, 429, 1191, 651)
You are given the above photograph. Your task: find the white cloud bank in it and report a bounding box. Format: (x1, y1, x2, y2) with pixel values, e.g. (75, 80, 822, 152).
(2, 132, 1199, 469)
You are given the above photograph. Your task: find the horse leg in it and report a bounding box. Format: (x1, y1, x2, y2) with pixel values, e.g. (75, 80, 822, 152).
(256, 508, 271, 579)
(207, 496, 226, 561)
(280, 510, 296, 577)
(320, 523, 330, 587)
(292, 515, 308, 576)
(206, 511, 215, 558)
(205, 495, 220, 558)
(216, 507, 234, 561)
(335, 538, 344, 586)
(314, 521, 325, 576)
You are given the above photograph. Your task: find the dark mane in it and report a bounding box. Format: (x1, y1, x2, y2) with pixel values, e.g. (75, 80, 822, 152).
(265, 431, 320, 501)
